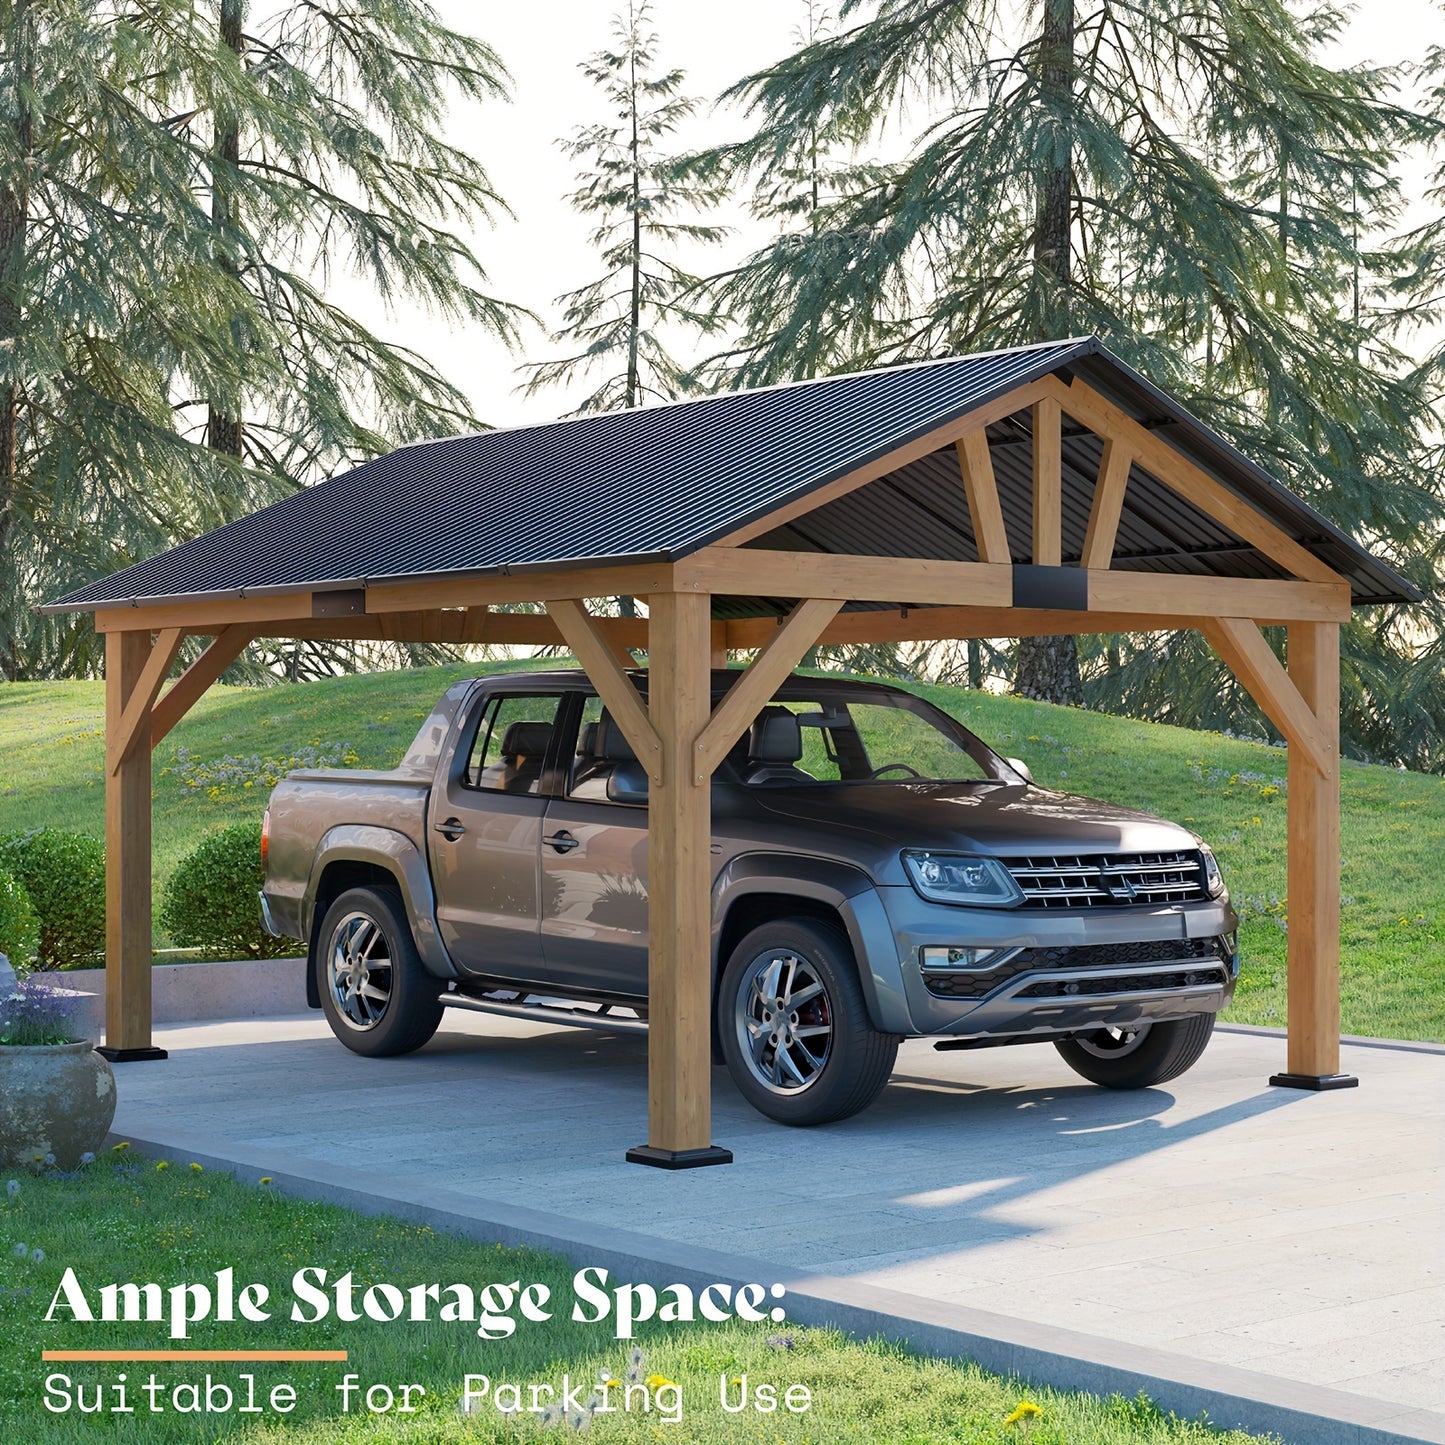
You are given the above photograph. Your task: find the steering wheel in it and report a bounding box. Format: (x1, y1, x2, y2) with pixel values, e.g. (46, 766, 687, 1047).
(868, 763, 923, 780)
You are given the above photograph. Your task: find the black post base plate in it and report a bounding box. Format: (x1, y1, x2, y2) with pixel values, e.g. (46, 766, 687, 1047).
(1269, 1071, 1358, 1091)
(96, 1045, 169, 1064)
(625, 1144, 733, 1170)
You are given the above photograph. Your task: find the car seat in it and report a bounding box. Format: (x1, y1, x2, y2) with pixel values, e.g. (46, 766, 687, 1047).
(742, 707, 810, 784)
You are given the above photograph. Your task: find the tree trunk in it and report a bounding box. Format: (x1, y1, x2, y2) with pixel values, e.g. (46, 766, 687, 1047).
(626, 28, 642, 412)
(1012, 635, 1083, 704)
(0, 0, 34, 680)
(206, 0, 245, 459)
(1014, 0, 1082, 707)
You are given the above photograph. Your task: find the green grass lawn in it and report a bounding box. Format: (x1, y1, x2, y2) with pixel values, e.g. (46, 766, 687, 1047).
(1, 1156, 1276, 1444)
(0, 661, 1440, 1040)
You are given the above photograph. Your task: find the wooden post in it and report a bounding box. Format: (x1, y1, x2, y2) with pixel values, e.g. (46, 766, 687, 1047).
(710, 620, 728, 669)
(626, 589, 732, 1168)
(1271, 621, 1355, 1089)
(100, 631, 166, 1062)
(1032, 396, 1062, 566)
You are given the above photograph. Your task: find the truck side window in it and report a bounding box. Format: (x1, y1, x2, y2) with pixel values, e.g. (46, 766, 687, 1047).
(570, 695, 647, 803)
(465, 694, 563, 794)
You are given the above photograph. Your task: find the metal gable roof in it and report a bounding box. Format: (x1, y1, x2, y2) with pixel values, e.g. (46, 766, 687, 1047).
(45, 336, 1419, 613)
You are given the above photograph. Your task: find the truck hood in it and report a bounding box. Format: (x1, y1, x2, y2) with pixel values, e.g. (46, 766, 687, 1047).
(751, 782, 1197, 861)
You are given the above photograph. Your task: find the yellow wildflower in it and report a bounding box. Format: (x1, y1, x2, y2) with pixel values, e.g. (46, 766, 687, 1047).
(188, 1162, 203, 1173)
(1005, 1400, 1043, 1427)
(155, 1161, 170, 1171)
(644, 1374, 676, 1390)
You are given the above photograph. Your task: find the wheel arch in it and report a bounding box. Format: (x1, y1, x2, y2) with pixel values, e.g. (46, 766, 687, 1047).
(713, 855, 911, 1034)
(304, 827, 457, 1008)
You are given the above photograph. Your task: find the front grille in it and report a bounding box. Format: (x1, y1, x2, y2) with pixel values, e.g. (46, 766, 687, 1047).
(1004, 851, 1205, 909)
(921, 936, 1227, 999)
(1016, 965, 1229, 999)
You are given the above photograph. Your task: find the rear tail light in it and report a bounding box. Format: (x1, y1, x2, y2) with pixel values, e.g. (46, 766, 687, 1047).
(260, 809, 270, 869)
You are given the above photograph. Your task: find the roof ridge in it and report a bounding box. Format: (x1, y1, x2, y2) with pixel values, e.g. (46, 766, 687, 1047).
(391, 336, 1101, 452)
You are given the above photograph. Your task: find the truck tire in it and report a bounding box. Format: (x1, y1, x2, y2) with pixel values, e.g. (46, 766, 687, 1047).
(719, 918, 898, 1126)
(315, 886, 444, 1058)
(1054, 1013, 1215, 1089)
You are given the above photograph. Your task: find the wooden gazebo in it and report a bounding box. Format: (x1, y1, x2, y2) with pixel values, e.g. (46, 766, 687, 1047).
(45, 337, 1417, 1167)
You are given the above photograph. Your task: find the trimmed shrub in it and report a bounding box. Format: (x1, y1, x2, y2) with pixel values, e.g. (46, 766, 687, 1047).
(160, 823, 293, 960)
(0, 828, 106, 969)
(0, 868, 40, 972)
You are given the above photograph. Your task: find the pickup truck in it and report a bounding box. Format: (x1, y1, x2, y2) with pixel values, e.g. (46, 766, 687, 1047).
(261, 670, 1238, 1126)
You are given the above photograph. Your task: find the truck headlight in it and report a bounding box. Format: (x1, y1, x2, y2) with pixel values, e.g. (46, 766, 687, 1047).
(1200, 845, 1226, 898)
(902, 852, 1025, 908)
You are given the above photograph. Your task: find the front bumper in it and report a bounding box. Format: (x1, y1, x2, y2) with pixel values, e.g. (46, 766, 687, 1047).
(874, 885, 1238, 1038)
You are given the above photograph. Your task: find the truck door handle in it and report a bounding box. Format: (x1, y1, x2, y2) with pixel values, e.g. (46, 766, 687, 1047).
(543, 830, 580, 854)
(434, 817, 467, 841)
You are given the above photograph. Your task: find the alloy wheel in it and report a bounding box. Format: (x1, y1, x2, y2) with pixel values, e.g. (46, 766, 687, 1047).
(326, 911, 394, 1030)
(1074, 1022, 1152, 1059)
(734, 950, 834, 1094)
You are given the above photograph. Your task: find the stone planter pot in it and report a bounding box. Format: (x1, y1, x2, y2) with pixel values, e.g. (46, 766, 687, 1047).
(0, 1042, 117, 1171)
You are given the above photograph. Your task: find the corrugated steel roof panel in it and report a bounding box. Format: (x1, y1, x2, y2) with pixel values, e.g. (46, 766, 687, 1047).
(46, 336, 1419, 612)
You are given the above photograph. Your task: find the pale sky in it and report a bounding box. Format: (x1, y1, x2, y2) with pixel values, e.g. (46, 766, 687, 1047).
(335, 0, 1445, 433)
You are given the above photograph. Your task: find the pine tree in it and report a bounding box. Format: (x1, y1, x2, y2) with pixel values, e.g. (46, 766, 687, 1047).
(704, 0, 1437, 742)
(683, 1, 889, 391)
(0, 1, 522, 681)
(188, 0, 521, 481)
(0, 1, 254, 681)
(521, 0, 724, 413)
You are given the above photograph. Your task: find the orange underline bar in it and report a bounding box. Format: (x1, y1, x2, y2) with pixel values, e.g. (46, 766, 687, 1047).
(43, 1350, 348, 1362)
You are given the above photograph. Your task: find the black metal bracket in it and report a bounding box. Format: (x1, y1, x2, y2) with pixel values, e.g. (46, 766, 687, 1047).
(1269, 1071, 1359, 1091)
(1012, 565, 1088, 611)
(625, 1144, 734, 1170)
(97, 1045, 169, 1064)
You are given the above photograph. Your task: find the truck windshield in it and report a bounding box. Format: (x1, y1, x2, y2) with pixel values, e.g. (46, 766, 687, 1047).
(731, 693, 1009, 786)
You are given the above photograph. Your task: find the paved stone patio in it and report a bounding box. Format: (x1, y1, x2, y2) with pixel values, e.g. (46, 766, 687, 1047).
(107, 1011, 1444, 1443)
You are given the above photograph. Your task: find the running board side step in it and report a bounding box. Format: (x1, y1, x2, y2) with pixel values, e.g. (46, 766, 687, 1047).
(440, 991, 649, 1036)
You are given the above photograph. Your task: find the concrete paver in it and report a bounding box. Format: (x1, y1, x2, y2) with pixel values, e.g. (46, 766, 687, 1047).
(107, 1012, 1445, 1442)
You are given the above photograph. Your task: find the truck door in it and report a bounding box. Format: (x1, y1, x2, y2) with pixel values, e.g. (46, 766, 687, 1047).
(538, 696, 650, 998)
(429, 688, 565, 981)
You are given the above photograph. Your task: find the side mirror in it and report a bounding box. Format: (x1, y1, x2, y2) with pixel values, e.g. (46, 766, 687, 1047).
(1004, 757, 1033, 785)
(606, 761, 650, 804)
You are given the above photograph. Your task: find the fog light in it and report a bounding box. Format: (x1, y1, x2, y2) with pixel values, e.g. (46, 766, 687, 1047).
(921, 945, 1008, 971)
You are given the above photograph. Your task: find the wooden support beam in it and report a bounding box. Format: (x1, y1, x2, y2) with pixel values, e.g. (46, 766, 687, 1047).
(1080, 438, 1131, 569)
(545, 599, 661, 781)
(102, 632, 163, 1062)
(713, 378, 1057, 547)
(720, 607, 1210, 650)
(710, 621, 727, 668)
(1278, 621, 1348, 1084)
(92, 565, 679, 634)
(1050, 377, 1343, 585)
(679, 547, 1011, 607)
(1089, 573, 1351, 624)
(249, 609, 650, 650)
(629, 589, 729, 1167)
(1201, 618, 1330, 776)
(366, 563, 677, 616)
(95, 592, 323, 635)
(149, 627, 254, 750)
(108, 629, 184, 775)
(694, 599, 842, 777)
(955, 430, 1010, 563)
(605, 636, 638, 670)
(1032, 397, 1062, 566)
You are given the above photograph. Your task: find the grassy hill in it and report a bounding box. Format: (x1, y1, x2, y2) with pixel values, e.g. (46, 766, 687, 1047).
(0, 661, 1440, 1041)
